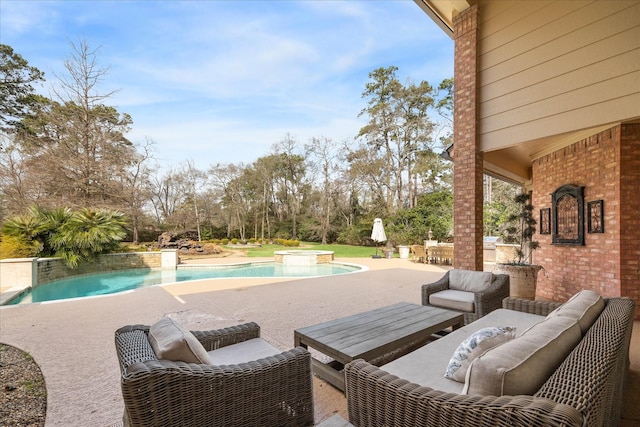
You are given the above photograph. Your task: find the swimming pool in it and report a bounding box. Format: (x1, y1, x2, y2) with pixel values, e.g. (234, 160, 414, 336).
(7, 262, 363, 305)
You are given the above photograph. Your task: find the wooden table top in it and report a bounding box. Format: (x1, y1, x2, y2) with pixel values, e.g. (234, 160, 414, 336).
(294, 302, 463, 363)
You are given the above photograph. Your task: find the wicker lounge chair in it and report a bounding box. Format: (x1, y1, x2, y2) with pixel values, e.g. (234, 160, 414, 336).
(114, 321, 314, 427)
(422, 270, 509, 324)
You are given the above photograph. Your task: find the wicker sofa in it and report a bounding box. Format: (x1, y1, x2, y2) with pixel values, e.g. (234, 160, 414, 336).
(115, 321, 314, 427)
(345, 294, 635, 427)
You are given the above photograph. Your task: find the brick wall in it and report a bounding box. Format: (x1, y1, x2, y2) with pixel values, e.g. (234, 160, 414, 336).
(620, 124, 640, 318)
(532, 124, 640, 319)
(452, 4, 483, 271)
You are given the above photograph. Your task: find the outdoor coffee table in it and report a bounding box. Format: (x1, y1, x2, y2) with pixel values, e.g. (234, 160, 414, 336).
(294, 302, 464, 391)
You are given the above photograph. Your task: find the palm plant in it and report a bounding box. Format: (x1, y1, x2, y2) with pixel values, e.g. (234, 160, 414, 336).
(49, 208, 127, 268)
(1, 206, 70, 256)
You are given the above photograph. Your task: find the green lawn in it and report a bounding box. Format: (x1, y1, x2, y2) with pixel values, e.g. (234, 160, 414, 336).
(244, 242, 390, 258)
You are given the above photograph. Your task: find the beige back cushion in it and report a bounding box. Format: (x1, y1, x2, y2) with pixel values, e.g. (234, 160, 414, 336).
(149, 317, 213, 364)
(449, 270, 494, 292)
(464, 315, 581, 396)
(546, 290, 604, 334)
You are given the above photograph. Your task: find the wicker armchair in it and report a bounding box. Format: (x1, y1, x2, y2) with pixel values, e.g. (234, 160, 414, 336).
(114, 322, 314, 427)
(422, 270, 509, 324)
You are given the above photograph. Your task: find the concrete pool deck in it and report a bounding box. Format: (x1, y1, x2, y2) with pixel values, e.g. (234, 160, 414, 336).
(1, 256, 638, 426)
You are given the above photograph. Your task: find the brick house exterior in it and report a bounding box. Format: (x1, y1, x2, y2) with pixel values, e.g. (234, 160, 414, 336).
(417, 1, 640, 319)
(533, 124, 640, 317)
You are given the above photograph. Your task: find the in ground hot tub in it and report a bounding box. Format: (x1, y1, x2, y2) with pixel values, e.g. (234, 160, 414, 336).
(274, 250, 334, 265)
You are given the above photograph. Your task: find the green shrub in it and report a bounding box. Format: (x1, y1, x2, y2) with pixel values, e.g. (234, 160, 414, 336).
(0, 234, 41, 259)
(2, 206, 127, 268)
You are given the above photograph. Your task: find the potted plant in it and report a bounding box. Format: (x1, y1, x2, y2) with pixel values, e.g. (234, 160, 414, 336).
(494, 192, 543, 299)
(389, 229, 413, 259)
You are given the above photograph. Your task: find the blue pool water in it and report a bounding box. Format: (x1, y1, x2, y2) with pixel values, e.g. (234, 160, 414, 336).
(8, 262, 361, 305)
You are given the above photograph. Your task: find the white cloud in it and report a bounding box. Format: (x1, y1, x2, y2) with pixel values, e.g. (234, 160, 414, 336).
(1, 0, 453, 170)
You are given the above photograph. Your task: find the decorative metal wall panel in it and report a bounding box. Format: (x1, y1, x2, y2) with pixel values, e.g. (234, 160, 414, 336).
(540, 208, 551, 235)
(587, 200, 604, 233)
(552, 184, 584, 245)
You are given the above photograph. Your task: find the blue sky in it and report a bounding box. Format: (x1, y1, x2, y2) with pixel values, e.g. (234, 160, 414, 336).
(1, 1, 453, 169)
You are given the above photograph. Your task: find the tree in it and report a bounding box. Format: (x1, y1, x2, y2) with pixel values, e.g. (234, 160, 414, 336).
(0, 45, 46, 221)
(386, 190, 453, 245)
(209, 163, 251, 240)
(0, 141, 31, 219)
(483, 177, 519, 237)
(2, 57, 459, 247)
(345, 139, 390, 215)
(271, 135, 309, 239)
(184, 160, 206, 241)
(149, 166, 186, 226)
(357, 66, 400, 211)
(116, 138, 156, 244)
(434, 77, 453, 148)
(251, 155, 279, 242)
(306, 136, 340, 244)
(0, 44, 45, 134)
(355, 66, 440, 212)
(7, 40, 135, 210)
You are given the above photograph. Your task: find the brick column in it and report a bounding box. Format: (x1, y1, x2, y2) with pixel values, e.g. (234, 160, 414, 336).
(620, 123, 640, 319)
(453, 5, 483, 271)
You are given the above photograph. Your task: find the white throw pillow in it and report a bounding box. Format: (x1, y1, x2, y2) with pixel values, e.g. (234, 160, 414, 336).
(149, 317, 213, 364)
(444, 326, 516, 382)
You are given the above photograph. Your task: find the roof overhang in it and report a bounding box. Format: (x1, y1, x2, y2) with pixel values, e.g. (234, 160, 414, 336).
(413, 0, 475, 39)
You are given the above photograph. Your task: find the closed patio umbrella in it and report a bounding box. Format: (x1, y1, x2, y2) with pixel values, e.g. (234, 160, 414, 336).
(371, 218, 387, 258)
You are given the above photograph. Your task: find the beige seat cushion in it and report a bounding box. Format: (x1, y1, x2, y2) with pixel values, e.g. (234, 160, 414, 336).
(546, 289, 604, 334)
(208, 338, 281, 365)
(381, 308, 544, 395)
(449, 270, 494, 292)
(429, 289, 475, 313)
(464, 315, 581, 396)
(149, 317, 213, 364)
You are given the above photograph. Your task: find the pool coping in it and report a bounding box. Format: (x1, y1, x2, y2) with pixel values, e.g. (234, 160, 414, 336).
(0, 287, 29, 305)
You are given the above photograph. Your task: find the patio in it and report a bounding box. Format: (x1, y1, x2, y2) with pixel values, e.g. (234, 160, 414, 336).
(0, 256, 638, 426)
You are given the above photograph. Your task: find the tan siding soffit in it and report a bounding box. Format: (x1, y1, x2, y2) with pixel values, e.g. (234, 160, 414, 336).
(480, 93, 639, 151)
(478, 0, 554, 45)
(479, 29, 639, 109)
(479, 4, 638, 86)
(480, 46, 640, 119)
(480, 71, 640, 135)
